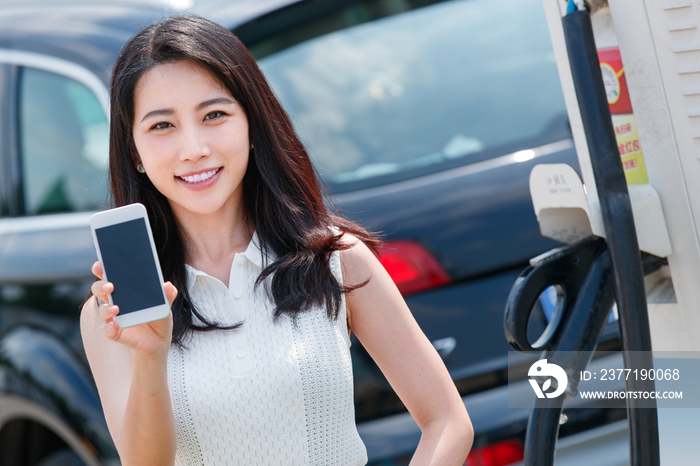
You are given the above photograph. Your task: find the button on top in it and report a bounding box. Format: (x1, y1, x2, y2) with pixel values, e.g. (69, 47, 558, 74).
(236, 350, 246, 358)
(233, 290, 243, 299)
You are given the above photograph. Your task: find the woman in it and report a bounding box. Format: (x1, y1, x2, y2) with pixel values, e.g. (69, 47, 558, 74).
(81, 15, 472, 466)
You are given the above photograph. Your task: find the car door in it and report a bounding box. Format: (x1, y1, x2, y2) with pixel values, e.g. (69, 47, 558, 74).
(0, 50, 117, 465)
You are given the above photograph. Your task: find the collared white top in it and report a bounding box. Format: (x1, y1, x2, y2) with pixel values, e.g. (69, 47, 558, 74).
(167, 232, 367, 465)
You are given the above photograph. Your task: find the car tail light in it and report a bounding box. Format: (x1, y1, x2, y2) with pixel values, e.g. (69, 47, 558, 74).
(376, 240, 451, 296)
(463, 439, 524, 466)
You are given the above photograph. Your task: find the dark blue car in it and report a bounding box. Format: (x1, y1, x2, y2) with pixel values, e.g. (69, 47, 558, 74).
(0, 0, 626, 465)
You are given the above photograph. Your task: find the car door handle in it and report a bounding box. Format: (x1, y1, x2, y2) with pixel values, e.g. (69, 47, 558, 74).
(432, 336, 456, 359)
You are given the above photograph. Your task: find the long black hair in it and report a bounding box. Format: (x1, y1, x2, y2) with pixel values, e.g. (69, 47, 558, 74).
(109, 15, 379, 347)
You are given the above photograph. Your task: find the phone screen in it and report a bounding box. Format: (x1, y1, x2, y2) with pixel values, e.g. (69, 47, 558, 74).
(95, 218, 166, 314)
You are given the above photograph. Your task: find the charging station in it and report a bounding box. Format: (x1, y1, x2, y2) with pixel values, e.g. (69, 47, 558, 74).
(521, 0, 700, 463)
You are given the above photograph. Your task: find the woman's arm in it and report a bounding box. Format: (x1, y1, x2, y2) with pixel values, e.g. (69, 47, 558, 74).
(80, 261, 178, 466)
(341, 237, 474, 466)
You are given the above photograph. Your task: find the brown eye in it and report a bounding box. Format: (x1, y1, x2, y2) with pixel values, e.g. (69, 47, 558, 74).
(204, 111, 226, 121)
(151, 121, 172, 130)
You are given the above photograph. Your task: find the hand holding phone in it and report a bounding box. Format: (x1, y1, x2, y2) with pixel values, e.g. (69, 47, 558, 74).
(90, 203, 172, 328)
(90, 260, 176, 354)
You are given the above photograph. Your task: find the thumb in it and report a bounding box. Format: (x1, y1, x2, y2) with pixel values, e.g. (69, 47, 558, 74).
(164, 281, 179, 306)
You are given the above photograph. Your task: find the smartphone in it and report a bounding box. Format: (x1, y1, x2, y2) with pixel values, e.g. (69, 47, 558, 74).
(90, 203, 170, 328)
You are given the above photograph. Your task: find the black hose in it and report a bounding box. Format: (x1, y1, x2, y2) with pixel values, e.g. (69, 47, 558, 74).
(521, 244, 615, 466)
(525, 400, 564, 466)
(562, 11, 660, 466)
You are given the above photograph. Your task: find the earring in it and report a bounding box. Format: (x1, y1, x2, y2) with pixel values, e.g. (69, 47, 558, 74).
(137, 163, 146, 174)
(250, 144, 254, 150)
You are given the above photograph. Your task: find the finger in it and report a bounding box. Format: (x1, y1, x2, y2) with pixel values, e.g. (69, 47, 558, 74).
(91, 261, 104, 280)
(97, 303, 119, 322)
(164, 281, 178, 306)
(91, 280, 113, 300)
(101, 319, 121, 341)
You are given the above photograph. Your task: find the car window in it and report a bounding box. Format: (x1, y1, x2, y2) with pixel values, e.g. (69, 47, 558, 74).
(253, 0, 569, 193)
(19, 67, 109, 214)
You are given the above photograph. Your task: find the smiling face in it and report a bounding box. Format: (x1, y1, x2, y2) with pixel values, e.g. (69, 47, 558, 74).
(132, 60, 250, 224)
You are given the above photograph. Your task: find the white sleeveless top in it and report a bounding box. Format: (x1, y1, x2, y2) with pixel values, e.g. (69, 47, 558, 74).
(167, 232, 367, 466)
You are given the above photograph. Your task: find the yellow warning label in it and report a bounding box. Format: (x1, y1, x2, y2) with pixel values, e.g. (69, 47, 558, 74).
(612, 113, 648, 184)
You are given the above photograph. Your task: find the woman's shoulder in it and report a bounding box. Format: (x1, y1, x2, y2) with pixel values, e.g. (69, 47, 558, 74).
(337, 232, 379, 289)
